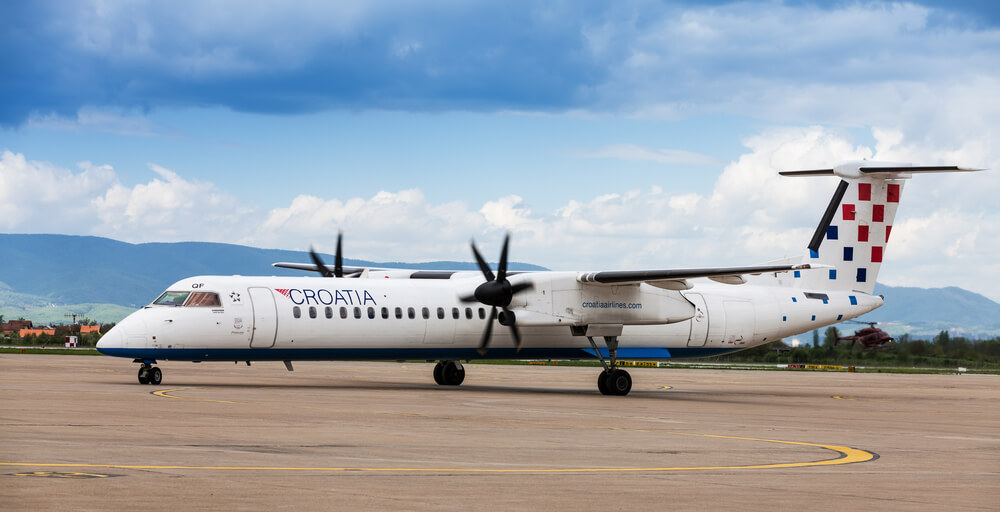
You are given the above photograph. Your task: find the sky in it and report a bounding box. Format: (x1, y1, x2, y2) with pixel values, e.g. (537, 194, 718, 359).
(2, 0, 999, 301)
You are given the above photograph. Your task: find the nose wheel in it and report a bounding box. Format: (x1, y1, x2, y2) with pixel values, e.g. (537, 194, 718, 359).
(136, 363, 162, 385)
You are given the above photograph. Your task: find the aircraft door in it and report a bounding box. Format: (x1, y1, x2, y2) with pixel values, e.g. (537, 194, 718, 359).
(249, 287, 278, 348)
(422, 306, 456, 344)
(685, 293, 709, 347)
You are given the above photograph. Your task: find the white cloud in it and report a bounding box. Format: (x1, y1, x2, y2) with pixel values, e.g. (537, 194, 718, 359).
(0, 151, 117, 232)
(254, 189, 483, 260)
(92, 164, 250, 241)
(592, 3, 1000, 162)
(3, 119, 997, 300)
(0, 151, 249, 242)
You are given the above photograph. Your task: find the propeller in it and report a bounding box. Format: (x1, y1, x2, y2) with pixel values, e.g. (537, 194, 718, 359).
(460, 233, 533, 355)
(308, 231, 344, 278)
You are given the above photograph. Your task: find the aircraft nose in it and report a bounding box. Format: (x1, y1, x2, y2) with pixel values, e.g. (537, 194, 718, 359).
(96, 324, 123, 354)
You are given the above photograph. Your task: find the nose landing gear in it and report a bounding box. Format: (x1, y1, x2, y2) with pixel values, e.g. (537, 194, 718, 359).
(135, 361, 162, 385)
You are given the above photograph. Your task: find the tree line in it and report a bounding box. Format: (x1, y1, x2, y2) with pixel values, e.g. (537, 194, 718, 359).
(1, 316, 113, 348)
(707, 326, 1000, 369)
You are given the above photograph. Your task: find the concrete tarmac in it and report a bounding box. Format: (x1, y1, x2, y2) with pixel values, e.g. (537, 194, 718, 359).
(1, 355, 997, 511)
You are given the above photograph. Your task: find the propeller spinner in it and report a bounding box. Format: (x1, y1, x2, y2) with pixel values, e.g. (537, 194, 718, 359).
(460, 234, 533, 355)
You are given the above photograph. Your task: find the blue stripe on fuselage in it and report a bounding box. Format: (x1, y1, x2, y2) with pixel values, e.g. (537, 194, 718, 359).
(97, 346, 742, 361)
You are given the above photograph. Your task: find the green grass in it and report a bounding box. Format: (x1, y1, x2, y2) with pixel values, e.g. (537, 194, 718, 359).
(0, 347, 102, 355)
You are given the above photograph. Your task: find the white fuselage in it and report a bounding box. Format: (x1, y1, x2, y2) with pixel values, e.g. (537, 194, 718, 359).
(97, 271, 882, 362)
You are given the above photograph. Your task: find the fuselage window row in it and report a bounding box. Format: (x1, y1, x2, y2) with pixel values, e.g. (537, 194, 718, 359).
(292, 305, 488, 320)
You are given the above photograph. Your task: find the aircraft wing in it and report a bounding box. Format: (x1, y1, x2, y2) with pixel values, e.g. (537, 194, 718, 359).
(273, 260, 823, 286)
(272, 262, 531, 279)
(578, 263, 822, 288)
(272, 262, 368, 276)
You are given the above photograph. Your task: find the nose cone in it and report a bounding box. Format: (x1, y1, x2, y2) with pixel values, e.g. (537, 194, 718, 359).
(96, 324, 123, 354)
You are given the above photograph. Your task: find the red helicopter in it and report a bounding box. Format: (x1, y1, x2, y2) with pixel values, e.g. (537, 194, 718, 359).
(836, 321, 895, 349)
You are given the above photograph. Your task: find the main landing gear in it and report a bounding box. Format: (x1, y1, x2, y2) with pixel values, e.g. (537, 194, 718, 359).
(135, 361, 162, 385)
(587, 336, 632, 396)
(433, 360, 465, 386)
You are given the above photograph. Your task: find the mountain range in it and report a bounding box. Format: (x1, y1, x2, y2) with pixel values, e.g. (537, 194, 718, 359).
(2, 234, 998, 337)
(0, 234, 545, 324)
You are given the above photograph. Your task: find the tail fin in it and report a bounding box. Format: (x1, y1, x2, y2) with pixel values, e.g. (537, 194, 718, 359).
(779, 162, 981, 294)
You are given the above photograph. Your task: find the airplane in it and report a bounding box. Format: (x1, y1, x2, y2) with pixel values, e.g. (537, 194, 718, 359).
(96, 161, 981, 395)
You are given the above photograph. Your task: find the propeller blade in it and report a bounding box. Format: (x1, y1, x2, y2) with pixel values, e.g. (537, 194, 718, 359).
(470, 239, 496, 282)
(309, 245, 334, 278)
(497, 233, 510, 282)
(503, 307, 522, 352)
(478, 306, 498, 355)
(458, 292, 479, 303)
(334, 231, 343, 278)
(508, 281, 534, 296)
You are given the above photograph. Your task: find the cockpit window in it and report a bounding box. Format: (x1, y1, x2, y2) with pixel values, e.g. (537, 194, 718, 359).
(154, 291, 190, 306)
(186, 292, 222, 307)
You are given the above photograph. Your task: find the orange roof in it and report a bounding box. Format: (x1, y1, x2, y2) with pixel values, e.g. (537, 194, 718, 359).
(79, 325, 101, 333)
(20, 328, 56, 337)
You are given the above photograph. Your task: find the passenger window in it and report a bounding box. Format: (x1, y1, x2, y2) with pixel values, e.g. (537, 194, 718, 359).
(325, 306, 333, 319)
(368, 307, 375, 319)
(293, 306, 301, 319)
(478, 308, 485, 319)
(465, 307, 472, 319)
(340, 307, 348, 319)
(452, 307, 460, 319)
(422, 307, 429, 319)
(185, 292, 221, 307)
(395, 307, 403, 319)
(437, 307, 445, 319)
(381, 307, 389, 319)
(354, 307, 362, 319)
(308, 306, 316, 319)
(408, 307, 416, 319)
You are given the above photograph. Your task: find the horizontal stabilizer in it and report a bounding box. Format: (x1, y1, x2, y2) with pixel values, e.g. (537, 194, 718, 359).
(780, 164, 983, 178)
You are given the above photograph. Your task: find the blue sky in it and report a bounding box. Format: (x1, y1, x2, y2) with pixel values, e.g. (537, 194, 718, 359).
(2, 0, 999, 301)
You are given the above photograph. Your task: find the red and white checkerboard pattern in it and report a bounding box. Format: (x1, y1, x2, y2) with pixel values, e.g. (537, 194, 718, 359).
(793, 177, 906, 294)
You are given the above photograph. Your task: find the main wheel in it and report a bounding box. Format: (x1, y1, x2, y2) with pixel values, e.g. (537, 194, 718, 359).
(137, 367, 149, 385)
(148, 367, 163, 385)
(607, 369, 632, 396)
(433, 362, 445, 385)
(442, 361, 465, 386)
(597, 370, 611, 395)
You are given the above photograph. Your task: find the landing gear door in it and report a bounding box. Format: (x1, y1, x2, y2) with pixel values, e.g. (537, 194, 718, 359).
(249, 287, 278, 348)
(685, 293, 709, 347)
